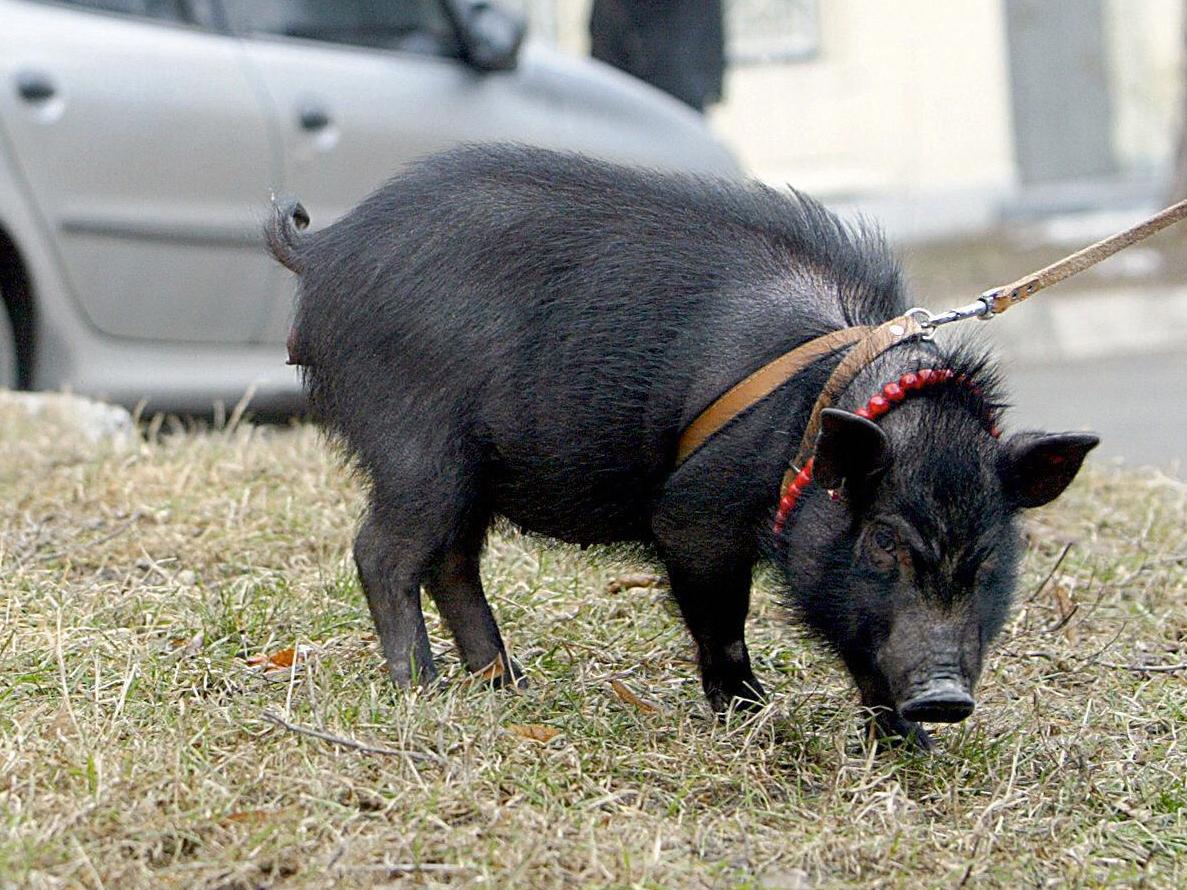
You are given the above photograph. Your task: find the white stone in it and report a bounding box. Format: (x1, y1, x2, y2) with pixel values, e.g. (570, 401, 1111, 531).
(0, 391, 134, 448)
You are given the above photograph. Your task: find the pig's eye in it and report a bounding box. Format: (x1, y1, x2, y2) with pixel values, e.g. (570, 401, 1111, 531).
(866, 524, 900, 572)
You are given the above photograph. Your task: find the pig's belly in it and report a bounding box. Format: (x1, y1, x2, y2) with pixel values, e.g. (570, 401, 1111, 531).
(487, 461, 656, 545)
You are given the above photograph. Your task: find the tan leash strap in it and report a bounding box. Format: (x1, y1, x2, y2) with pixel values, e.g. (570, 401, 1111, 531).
(675, 325, 874, 466)
(983, 197, 1187, 316)
(783, 314, 926, 490)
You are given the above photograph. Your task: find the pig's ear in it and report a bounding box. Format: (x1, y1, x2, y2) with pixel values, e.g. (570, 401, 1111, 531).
(813, 408, 891, 491)
(999, 432, 1099, 508)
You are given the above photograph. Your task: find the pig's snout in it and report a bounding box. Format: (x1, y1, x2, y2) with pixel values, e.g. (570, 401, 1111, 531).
(898, 678, 974, 724)
(877, 611, 981, 725)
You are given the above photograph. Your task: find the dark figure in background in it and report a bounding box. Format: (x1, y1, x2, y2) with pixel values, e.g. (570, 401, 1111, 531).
(590, 0, 725, 112)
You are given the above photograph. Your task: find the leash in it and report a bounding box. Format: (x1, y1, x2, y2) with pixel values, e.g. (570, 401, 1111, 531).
(674, 197, 1187, 531)
(905, 197, 1187, 335)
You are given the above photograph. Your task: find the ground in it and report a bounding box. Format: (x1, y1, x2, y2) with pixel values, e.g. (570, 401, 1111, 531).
(1, 405, 1185, 888)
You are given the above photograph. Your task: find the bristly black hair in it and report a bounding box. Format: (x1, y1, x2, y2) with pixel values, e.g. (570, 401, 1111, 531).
(274, 143, 910, 427)
(674, 174, 904, 329)
(774, 195, 905, 329)
(903, 336, 1009, 430)
(398, 143, 905, 321)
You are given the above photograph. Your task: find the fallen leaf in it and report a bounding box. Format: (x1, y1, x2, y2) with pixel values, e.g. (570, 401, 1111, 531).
(475, 653, 507, 683)
(1052, 582, 1075, 618)
(471, 652, 523, 688)
(225, 809, 270, 824)
(506, 724, 560, 744)
(610, 678, 661, 714)
(246, 647, 299, 670)
(606, 573, 665, 595)
(1051, 583, 1079, 643)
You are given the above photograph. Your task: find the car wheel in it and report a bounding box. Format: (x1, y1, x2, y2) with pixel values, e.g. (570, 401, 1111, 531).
(0, 299, 16, 390)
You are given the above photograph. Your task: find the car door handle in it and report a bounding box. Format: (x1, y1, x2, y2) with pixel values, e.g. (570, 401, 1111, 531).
(16, 71, 56, 103)
(298, 106, 330, 131)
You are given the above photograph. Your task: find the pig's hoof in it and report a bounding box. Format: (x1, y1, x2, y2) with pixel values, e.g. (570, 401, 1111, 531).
(472, 653, 529, 690)
(387, 660, 440, 690)
(706, 676, 767, 717)
(871, 712, 935, 753)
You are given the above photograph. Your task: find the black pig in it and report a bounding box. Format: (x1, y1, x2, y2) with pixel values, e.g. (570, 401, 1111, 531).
(269, 144, 1097, 749)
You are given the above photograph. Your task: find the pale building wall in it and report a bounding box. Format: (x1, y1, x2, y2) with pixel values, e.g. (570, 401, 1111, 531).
(1103, 0, 1184, 173)
(708, 0, 1015, 197)
(524, 0, 1184, 202)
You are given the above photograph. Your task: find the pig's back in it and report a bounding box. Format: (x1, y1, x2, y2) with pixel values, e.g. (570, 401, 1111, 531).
(292, 145, 904, 542)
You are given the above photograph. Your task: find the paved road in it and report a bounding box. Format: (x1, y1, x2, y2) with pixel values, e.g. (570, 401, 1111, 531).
(1000, 347, 1186, 474)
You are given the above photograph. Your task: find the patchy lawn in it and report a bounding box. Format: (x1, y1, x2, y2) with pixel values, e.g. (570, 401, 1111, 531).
(1, 404, 1185, 888)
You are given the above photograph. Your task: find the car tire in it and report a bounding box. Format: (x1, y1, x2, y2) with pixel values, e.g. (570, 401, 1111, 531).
(0, 297, 16, 390)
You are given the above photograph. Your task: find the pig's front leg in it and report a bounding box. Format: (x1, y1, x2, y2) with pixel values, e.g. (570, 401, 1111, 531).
(664, 559, 766, 714)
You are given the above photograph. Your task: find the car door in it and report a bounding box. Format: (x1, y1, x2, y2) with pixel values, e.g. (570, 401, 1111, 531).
(0, 0, 279, 343)
(222, 0, 566, 343)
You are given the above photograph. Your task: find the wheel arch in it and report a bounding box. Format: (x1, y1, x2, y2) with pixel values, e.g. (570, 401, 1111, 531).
(0, 222, 36, 389)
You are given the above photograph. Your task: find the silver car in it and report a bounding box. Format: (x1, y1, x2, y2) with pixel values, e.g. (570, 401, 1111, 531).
(0, 0, 739, 410)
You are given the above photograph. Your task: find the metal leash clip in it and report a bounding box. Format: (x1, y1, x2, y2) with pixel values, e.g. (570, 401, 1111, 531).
(904, 295, 995, 340)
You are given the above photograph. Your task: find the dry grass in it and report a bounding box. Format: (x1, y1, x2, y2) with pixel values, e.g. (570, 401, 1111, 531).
(1, 404, 1186, 889)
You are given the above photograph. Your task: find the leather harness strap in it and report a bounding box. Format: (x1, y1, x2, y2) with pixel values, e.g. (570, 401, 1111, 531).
(670, 199, 1187, 536)
(675, 313, 926, 514)
(785, 314, 925, 479)
(674, 325, 874, 466)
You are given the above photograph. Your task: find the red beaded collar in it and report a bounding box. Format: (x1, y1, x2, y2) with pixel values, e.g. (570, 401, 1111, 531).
(772, 367, 1001, 535)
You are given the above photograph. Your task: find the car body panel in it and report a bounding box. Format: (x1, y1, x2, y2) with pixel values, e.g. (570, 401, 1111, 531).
(0, 0, 740, 409)
(0, 1, 279, 344)
(2, 110, 305, 410)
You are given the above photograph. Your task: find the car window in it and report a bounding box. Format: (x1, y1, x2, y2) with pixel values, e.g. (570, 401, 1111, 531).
(50, 0, 190, 21)
(221, 0, 459, 57)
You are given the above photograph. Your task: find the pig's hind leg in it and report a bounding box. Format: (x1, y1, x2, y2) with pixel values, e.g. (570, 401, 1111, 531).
(353, 503, 439, 687)
(424, 526, 526, 689)
(352, 428, 487, 689)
